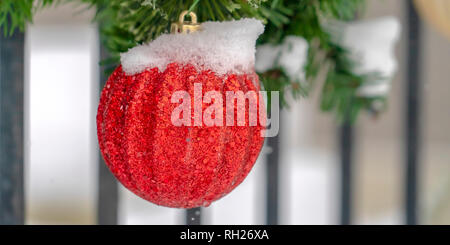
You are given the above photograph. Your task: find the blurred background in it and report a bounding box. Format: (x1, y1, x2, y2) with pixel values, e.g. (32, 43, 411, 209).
(1, 0, 449, 225)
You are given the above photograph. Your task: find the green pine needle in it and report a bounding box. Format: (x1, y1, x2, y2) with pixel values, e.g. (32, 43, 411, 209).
(0, 0, 382, 122)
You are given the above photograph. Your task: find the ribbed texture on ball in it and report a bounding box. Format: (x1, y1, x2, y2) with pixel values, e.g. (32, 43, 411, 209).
(97, 64, 265, 208)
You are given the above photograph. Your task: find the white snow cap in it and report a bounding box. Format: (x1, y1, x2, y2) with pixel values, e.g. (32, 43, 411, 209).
(255, 36, 309, 82)
(325, 16, 401, 97)
(120, 18, 265, 76)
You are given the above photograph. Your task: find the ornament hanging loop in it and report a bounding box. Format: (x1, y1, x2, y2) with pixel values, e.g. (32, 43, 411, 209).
(171, 10, 202, 34)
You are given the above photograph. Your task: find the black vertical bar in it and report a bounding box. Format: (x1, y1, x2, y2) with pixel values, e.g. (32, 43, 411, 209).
(266, 134, 279, 225)
(337, 11, 360, 226)
(405, 0, 422, 225)
(97, 39, 119, 225)
(339, 119, 353, 225)
(186, 207, 201, 225)
(0, 29, 25, 225)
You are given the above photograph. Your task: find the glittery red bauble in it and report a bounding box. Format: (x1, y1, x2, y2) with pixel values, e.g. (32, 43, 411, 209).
(97, 63, 265, 208)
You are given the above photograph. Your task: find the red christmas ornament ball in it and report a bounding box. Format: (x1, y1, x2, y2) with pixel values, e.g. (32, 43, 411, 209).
(97, 63, 265, 208)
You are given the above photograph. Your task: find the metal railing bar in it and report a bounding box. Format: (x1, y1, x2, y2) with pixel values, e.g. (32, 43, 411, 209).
(0, 29, 25, 225)
(405, 0, 423, 225)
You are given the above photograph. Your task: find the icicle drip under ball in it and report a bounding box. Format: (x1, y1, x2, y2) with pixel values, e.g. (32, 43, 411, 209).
(97, 11, 266, 208)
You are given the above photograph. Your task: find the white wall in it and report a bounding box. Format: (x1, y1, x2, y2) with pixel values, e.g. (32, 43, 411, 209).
(25, 4, 99, 224)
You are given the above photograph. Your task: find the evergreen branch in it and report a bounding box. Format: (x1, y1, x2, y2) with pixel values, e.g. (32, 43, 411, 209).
(0, 0, 383, 122)
(0, 0, 58, 36)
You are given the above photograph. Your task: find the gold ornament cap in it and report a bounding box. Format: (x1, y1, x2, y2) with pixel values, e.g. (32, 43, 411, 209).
(171, 11, 202, 34)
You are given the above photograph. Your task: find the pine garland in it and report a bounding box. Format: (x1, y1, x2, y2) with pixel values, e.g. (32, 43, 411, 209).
(0, 0, 55, 36)
(0, 0, 383, 122)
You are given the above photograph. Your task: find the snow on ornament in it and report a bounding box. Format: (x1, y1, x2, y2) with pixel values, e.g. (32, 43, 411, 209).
(97, 11, 266, 208)
(324, 17, 401, 97)
(256, 36, 309, 83)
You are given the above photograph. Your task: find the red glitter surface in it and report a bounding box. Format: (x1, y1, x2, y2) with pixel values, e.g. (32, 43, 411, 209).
(97, 63, 266, 208)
